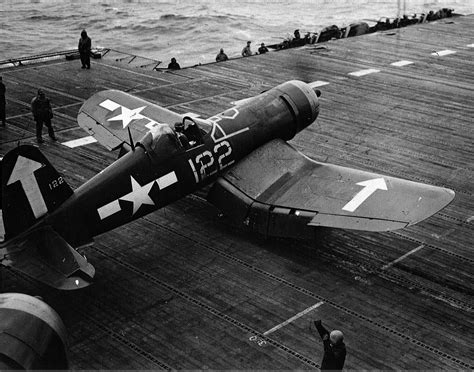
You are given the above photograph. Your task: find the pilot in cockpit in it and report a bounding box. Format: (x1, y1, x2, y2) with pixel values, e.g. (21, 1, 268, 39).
(174, 122, 190, 150)
(182, 117, 204, 145)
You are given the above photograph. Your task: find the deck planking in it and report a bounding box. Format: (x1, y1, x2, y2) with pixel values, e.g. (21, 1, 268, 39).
(1, 14, 473, 370)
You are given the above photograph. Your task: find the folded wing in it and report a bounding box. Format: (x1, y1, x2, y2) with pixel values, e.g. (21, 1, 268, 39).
(208, 139, 454, 236)
(77, 90, 184, 150)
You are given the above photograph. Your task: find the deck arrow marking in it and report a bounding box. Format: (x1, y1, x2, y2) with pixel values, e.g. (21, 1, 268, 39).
(7, 155, 47, 218)
(343, 178, 387, 212)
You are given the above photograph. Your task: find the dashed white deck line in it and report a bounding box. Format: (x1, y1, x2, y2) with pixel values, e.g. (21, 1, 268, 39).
(381, 245, 425, 271)
(431, 50, 456, 57)
(262, 301, 324, 336)
(62, 136, 97, 148)
(348, 68, 380, 77)
(391, 60, 414, 67)
(467, 44, 474, 48)
(309, 80, 330, 88)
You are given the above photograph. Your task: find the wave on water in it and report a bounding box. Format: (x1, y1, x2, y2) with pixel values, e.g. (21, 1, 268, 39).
(1, 0, 473, 65)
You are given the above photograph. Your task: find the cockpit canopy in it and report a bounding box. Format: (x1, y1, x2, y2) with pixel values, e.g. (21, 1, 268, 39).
(137, 117, 211, 161)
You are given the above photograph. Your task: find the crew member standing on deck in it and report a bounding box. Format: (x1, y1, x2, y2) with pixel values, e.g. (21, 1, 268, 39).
(78, 29, 92, 69)
(0, 76, 6, 127)
(31, 89, 57, 143)
(314, 320, 346, 371)
(241, 41, 252, 57)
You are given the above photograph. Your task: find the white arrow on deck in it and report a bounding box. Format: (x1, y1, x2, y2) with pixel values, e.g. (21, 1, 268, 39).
(7, 155, 47, 219)
(342, 178, 388, 212)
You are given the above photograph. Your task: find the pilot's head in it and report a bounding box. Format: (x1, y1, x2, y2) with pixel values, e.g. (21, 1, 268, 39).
(37, 89, 45, 97)
(174, 122, 184, 132)
(171, 57, 176, 63)
(329, 330, 344, 346)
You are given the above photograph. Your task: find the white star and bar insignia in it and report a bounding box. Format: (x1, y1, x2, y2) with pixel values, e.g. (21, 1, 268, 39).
(107, 106, 147, 128)
(97, 172, 178, 220)
(120, 176, 155, 215)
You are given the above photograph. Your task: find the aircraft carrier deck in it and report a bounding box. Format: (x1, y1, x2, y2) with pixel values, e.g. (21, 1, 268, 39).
(1, 14, 473, 370)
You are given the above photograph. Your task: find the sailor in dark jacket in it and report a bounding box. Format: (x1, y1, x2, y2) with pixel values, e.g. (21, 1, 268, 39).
(168, 57, 181, 70)
(314, 320, 346, 371)
(31, 89, 56, 143)
(78, 29, 92, 69)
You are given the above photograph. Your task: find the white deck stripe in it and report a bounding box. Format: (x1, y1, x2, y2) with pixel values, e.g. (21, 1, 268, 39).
(263, 301, 324, 336)
(468, 44, 474, 48)
(391, 60, 414, 67)
(431, 50, 456, 56)
(348, 68, 380, 77)
(309, 80, 330, 88)
(381, 245, 425, 271)
(182, 112, 201, 118)
(62, 136, 97, 148)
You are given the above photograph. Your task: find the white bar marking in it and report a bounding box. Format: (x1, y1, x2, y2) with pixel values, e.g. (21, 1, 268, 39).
(391, 60, 414, 67)
(381, 245, 425, 270)
(431, 50, 456, 57)
(157, 171, 178, 189)
(309, 81, 330, 88)
(467, 44, 474, 48)
(62, 136, 97, 148)
(98, 199, 121, 220)
(100, 99, 121, 111)
(348, 68, 380, 77)
(263, 301, 324, 336)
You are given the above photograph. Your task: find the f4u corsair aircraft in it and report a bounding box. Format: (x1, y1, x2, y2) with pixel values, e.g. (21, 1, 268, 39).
(0, 80, 454, 289)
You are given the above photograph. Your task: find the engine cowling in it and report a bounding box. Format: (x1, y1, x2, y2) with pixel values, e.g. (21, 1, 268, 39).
(0, 293, 68, 370)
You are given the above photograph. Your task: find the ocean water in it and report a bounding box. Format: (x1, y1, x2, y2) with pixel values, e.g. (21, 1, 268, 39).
(1, 0, 473, 67)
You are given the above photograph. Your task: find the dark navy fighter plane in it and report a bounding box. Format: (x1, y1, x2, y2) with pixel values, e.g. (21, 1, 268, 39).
(0, 80, 454, 289)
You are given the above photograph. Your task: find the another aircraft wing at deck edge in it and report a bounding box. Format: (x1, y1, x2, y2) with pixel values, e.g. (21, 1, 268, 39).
(207, 139, 455, 235)
(77, 90, 185, 150)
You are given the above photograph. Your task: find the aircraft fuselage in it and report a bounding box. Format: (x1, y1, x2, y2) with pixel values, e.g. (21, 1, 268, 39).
(44, 80, 320, 246)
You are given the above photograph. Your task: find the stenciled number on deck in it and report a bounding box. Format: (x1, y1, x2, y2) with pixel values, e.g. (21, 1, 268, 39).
(249, 335, 267, 347)
(189, 140, 234, 183)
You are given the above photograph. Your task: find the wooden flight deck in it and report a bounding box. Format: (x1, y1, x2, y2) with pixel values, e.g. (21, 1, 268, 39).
(0, 14, 473, 370)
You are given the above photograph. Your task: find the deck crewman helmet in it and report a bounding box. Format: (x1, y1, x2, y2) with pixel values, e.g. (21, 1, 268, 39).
(329, 330, 344, 345)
